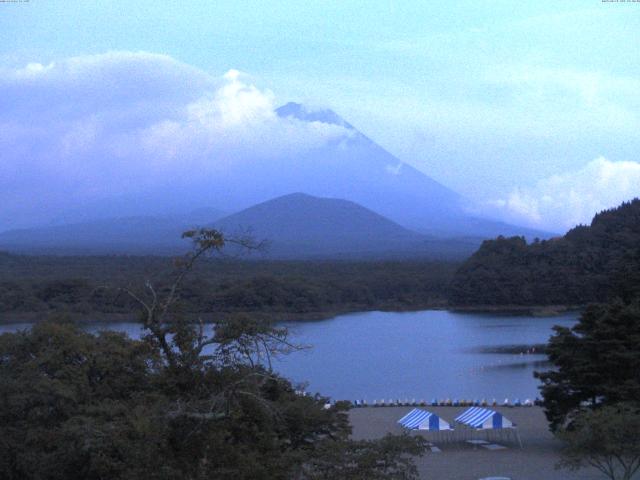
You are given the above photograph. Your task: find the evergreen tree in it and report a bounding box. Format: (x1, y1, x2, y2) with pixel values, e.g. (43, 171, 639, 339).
(536, 300, 640, 431)
(450, 198, 640, 306)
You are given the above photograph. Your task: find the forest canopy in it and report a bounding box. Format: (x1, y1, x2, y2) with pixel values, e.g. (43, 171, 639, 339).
(449, 199, 640, 306)
(0, 256, 456, 321)
(0, 229, 427, 480)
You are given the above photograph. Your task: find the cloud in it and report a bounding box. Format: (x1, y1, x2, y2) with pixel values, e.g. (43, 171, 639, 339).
(0, 52, 348, 229)
(482, 65, 640, 136)
(488, 157, 640, 232)
(490, 64, 640, 106)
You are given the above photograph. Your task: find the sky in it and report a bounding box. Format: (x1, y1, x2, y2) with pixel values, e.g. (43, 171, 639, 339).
(1, 0, 639, 231)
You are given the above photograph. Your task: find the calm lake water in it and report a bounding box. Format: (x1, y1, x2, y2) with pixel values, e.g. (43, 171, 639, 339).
(0, 310, 578, 401)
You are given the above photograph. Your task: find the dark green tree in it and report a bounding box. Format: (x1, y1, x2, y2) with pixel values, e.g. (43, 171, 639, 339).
(0, 229, 426, 480)
(300, 434, 426, 480)
(558, 404, 640, 480)
(449, 198, 640, 307)
(535, 300, 640, 431)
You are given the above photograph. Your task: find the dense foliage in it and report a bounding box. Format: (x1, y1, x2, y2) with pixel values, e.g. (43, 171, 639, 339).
(449, 199, 640, 306)
(0, 254, 456, 320)
(0, 320, 425, 479)
(535, 300, 640, 431)
(536, 298, 640, 479)
(0, 229, 427, 479)
(557, 404, 640, 480)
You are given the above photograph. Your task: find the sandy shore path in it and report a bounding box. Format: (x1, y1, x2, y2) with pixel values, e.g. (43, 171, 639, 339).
(349, 406, 605, 480)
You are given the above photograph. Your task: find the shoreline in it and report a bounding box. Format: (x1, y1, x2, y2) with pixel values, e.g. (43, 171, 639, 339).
(449, 304, 583, 316)
(0, 304, 583, 325)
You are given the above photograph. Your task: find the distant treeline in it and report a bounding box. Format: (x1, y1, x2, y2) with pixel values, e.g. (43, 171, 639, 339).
(0, 254, 457, 320)
(449, 199, 640, 306)
(3, 199, 639, 319)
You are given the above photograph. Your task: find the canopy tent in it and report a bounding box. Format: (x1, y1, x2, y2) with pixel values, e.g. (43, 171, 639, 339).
(454, 407, 513, 430)
(398, 408, 452, 431)
(454, 407, 522, 448)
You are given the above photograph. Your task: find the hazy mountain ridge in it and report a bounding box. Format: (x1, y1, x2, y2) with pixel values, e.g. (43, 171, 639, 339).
(1, 103, 551, 255)
(7, 102, 550, 241)
(0, 193, 482, 258)
(275, 103, 356, 130)
(214, 192, 482, 259)
(0, 209, 225, 255)
(275, 103, 552, 239)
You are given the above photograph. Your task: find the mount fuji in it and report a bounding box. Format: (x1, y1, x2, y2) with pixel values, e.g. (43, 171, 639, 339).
(0, 102, 551, 256)
(270, 103, 548, 239)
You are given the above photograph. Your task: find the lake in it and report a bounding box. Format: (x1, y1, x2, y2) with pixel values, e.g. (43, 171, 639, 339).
(0, 309, 578, 402)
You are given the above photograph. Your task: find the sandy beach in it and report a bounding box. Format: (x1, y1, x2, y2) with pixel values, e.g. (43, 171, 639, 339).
(349, 406, 605, 480)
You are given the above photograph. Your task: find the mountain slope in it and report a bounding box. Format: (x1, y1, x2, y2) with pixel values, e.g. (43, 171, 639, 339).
(36, 102, 547, 242)
(0, 209, 225, 255)
(4, 102, 552, 246)
(273, 103, 551, 239)
(449, 198, 640, 305)
(0, 194, 483, 258)
(215, 193, 480, 258)
(273, 103, 464, 232)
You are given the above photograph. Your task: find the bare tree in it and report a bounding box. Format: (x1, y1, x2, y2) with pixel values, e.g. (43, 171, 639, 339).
(115, 228, 307, 423)
(118, 228, 264, 368)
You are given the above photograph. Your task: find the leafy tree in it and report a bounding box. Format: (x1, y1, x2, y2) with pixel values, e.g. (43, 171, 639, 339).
(450, 198, 640, 306)
(300, 434, 426, 480)
(557, 404, 640, 480)
(0, 229, 426, 479)
(535, 300, 640, 431)
(0, 251, 457, 319)
(0, 319, 160, 479)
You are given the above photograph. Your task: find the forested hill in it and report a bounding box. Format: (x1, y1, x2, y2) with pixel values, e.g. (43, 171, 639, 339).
(449, 199, 640, 306)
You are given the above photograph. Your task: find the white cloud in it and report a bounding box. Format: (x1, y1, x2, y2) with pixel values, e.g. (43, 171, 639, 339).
(482, 64, 640, 135)
(486, 64, 640, 106)
(489, 157, 640, 232)
(0, 52, 348, 229)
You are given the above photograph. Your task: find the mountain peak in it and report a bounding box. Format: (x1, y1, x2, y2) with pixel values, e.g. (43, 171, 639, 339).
(275, 102, 354, 129)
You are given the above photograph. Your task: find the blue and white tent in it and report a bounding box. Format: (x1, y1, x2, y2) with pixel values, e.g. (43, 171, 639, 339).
(454, 407, 514, 430)
(398, 408, 452, 431)
(454, 407, 523, 448)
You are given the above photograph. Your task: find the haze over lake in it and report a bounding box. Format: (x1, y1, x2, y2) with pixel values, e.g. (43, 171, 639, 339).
(1, 310, 577, 401)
